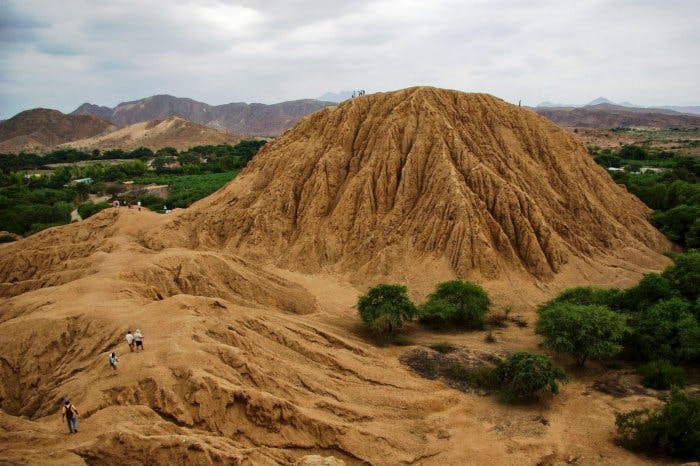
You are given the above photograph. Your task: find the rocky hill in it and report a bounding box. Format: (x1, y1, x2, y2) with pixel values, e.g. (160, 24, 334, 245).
(0, 109, 115, 153)
(61, 116, 241, 151)
(535, 103, 700, 128)
(0, 87, 674, 465)
(72, 95, 336, 136)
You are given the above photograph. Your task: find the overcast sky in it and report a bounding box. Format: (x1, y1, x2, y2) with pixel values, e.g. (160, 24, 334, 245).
(1, 0, 698, 118)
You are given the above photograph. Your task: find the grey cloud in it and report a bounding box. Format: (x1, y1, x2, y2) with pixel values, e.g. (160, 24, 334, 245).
(0, 0, 698, 118)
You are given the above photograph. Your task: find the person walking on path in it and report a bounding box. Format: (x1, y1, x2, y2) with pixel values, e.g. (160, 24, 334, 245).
(108, 351, 119, 369)
(134, 329, 144, 351)
(125, 330, 134, 352)
(61, 399, 78, 433)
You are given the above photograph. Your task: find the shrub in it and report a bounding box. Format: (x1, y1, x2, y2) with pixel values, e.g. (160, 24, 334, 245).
(419, 280, 490, 328)
(357, 284, 417, 337)
(616, 388, 700, 458)
(491, 352, 567, 402)
(637, 360, 685, 390)
(630, 297, 700, 362)
(536, 303, 628, 366)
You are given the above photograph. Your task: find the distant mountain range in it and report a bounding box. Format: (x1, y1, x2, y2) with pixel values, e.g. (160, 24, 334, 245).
(71, 95, 336, 136)
(533, 97, 700, 128)
(317, 91, 354, 103)
(536, 97, 700, 115)
(0, 109, 116, 153)
(0, 109, 243, 153)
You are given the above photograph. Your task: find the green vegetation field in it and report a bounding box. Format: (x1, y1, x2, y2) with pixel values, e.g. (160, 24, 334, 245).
(132, 171, 238, 209)
(0, 140, 264, 236)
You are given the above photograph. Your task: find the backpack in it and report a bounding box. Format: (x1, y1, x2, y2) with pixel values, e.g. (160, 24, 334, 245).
(65, 405, 74, 419)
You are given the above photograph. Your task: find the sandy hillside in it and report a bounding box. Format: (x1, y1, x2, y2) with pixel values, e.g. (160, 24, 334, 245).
(60, 116, 242, 151)
(0, 87, 677, 465)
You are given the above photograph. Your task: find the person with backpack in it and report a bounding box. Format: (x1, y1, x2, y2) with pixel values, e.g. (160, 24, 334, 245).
(61, 399, 78, 433)
(134, 329, 144, 351)
(108, 351, 119, 369)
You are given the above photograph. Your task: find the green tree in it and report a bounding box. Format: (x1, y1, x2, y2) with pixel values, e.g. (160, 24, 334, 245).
(419, 280, 490, 328)
(491, 351, 567, 402)
(618, 144, 648, 161)
(357, 284, 417, 337)
(536, 303, 628, 366)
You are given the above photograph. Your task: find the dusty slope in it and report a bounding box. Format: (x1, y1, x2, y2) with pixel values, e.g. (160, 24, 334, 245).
(0, 109, 115, 153)
(60, 117, 242, 151)
(0, 87, 677, 465)
(0, 208, 668, 465)
(147, 87, 670, 300)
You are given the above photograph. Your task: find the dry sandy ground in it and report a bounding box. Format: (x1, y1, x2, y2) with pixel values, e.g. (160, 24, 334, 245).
(0, 208, 675, 465)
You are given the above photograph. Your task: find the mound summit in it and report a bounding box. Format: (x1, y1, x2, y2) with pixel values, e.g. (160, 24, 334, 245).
(150, 86, 670, 297)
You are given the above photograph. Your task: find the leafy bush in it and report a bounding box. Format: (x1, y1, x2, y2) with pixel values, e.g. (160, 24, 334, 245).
(637, 360, 685, 390)
(491, 352, 567, 402)
(357, 284, 417, 337)
(616, 388, 700, 458)
(536, 303, 628, 366)
(419, 280, 490, 328)
(630, 297, 700, 362)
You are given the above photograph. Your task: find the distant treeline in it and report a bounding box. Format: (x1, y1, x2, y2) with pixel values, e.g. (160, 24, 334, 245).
(0, 140, 266, 236)
(591, 144, 700, 247)
(0, 140, 266, 173)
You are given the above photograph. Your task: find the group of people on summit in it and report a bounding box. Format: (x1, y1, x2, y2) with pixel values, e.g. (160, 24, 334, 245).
(61, 329, 145, 433)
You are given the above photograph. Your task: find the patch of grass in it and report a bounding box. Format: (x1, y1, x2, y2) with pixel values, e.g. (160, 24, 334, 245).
(485, 331, 496, 343)
(446, 363, 496, 388)
(392, 334, 416, 346)
(0, 233, 17, 243)
(429, 342, 456, 353)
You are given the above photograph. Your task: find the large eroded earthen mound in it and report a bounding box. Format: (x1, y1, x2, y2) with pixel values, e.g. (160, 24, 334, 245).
(148, 87, 670, 292)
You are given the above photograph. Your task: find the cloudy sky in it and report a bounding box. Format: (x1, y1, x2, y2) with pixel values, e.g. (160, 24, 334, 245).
(1, 0, 698, 118)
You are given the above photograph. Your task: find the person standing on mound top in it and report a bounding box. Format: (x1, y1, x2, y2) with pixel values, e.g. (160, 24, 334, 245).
(61, 399, 78, 433)
(125, 330, 134, 352)
(134, 329, 144, 351)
